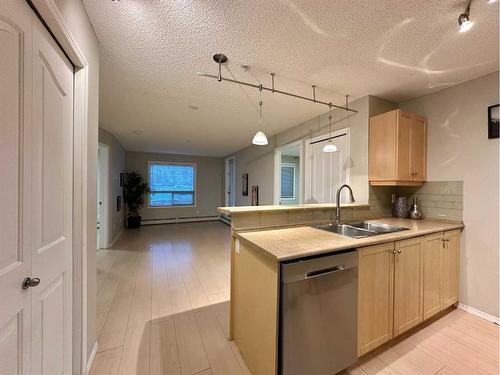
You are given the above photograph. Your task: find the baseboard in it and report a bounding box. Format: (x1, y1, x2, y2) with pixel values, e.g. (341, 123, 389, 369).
(85, 341, 98, 375)
(458, 303, 499, 325)
(141, 216, 220, 226)
(219, 215, 231, 226)
(107, 227, 124, 248)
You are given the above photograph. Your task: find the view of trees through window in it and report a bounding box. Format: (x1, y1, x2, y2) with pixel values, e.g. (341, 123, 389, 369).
(149, 162, 196, 206)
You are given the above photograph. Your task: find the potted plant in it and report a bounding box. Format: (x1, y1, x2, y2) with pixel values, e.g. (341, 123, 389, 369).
(123, 171, 149, 228)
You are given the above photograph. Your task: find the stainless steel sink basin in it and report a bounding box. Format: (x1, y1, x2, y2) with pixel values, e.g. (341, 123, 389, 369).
(314, 222, 409, 239)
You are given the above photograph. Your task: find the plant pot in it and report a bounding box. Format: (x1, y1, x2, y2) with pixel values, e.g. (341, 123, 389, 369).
(127, 215, 141, 228)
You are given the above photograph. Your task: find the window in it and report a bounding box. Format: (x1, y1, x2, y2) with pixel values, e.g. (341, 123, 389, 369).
(149, 162, 196, 207)
(280, 164, 295, 199)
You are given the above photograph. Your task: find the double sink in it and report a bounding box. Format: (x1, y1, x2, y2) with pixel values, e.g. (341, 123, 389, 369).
(314, 221, 409, 239)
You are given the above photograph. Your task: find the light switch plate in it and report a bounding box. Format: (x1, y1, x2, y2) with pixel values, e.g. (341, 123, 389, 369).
(235, 238, 240, 254)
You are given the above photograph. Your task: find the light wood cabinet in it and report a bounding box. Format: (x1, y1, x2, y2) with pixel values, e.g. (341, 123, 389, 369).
(369, 109, 427, 186)
(358, 231, 460, 356)
(422, 233, 443, 319)
(357, 243, 395, 356)
(441, 229, 460, 308)
(422, 230, 461, 321)
(393, 237, 423, 336)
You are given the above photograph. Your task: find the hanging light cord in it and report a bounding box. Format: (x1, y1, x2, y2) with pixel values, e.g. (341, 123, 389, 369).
(328, 103, 333, 141)
(258, 86, 263, 130)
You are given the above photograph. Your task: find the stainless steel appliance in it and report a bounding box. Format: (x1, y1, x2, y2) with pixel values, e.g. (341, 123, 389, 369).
(280, 250, 358, 375)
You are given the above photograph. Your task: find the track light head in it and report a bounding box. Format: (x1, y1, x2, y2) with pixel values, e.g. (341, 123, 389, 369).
(458, 13, 473, 32)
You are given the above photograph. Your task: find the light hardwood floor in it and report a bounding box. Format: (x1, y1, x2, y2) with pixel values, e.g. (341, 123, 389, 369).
(91, 221, 499, 375)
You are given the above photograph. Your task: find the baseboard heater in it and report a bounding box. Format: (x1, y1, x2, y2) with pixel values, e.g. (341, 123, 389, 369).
(219, 215, 231, 226)
(141, 216, 220, 226)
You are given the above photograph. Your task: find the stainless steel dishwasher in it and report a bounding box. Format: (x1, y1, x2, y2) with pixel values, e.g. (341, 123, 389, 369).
(280, 249, 358, 375)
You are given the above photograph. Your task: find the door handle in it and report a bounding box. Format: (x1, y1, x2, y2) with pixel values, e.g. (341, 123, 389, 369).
(305, 265, 348, 279)
(22, 277, 40, 290)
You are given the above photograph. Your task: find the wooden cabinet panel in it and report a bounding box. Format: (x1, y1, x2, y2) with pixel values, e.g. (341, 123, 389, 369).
(423, 233, 443, 319)
(369, 109, 427, 186)
(369, 110, 397, 181)
(357, 243, 395, 356)
(410, 115, 427, 181)
(441, 230, 460, 308)
(396, 112, 411, 181)
(393, 237, 423, 336)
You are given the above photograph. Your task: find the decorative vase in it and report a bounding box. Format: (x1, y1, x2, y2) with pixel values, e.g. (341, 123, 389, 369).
(409, 197, 423, 220)
(393, 196, 409, 218)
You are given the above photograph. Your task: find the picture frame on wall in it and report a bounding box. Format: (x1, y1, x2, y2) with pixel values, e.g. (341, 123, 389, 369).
(251, 185, 259, 206)
(242, 173, 248, 196)
(488, 104, 499, 139)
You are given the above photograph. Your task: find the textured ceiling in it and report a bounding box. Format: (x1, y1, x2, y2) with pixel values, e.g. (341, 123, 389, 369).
(82, 0, 499, 156)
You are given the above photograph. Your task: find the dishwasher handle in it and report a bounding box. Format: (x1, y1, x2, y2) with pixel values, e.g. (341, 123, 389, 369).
(305, 264, 350, 279)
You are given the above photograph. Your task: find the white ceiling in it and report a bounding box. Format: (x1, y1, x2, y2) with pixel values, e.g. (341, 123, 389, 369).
(82, 0, 499, 157)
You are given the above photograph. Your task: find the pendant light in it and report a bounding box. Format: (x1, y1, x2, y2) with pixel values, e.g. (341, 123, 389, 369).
(252, 88, 268, 146)
(323, 104, 338, 153)
(458, 0, 473, 33)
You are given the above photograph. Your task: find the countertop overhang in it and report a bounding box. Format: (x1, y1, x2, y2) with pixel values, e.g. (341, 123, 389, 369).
(218, 203, 370, 216)
(235, 218, 464, 262)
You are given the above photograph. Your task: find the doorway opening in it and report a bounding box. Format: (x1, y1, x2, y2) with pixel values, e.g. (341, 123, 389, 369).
(97, 143, 110, 249)
(225, 156, 236, 207)
(274, 141, 303, 205)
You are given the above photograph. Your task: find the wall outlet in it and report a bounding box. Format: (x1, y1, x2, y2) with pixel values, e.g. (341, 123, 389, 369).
(235, 238, 240, 254)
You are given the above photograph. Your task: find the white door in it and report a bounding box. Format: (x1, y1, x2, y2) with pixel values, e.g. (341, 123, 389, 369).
(0, 1, 74, 374)
(97, 143, 109, 249)
(0, 3, 33, 374)
(304, 129, 350, 203)
(225, 157, 235, 207)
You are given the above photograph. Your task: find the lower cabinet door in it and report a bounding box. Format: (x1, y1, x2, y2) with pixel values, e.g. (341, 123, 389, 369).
(441, 229, 460, 308)
(393, 237, 423, 336)
(423, 233, 443, 319)
(357, 243, 395, 356)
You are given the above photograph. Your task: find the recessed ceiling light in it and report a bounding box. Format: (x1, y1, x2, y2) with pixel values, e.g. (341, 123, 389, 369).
(188, 105, 199, 110)
(488, 0, 497, 3)
(132, 130, 143, 135)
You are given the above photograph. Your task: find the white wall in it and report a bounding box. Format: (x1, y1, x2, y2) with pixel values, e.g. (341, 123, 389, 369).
(400, 71, 499, 317)
(99, 128, 126, 243)
(52, 0, 100, 363)
(126, 151, 223, 221)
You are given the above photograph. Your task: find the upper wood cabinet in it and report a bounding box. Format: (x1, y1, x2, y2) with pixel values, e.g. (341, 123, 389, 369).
(369, 109, 427, 186)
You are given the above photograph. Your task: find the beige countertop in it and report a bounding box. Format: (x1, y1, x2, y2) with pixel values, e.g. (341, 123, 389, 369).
(218, 202, 370, 215)
(236, 218, 464, 261)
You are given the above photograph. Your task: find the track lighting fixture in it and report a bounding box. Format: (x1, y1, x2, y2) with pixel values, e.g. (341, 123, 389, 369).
(458, 0, 473, 32)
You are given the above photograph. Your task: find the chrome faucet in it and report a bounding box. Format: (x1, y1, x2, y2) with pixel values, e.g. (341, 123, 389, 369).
(335, 184, 355, 224)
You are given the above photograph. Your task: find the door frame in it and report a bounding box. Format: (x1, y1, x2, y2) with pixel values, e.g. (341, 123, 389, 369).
(273, 140, 304, 205)
(98, 143, 110, 249)
(225, 156, 236, 207)
(28, 1, 91, 373)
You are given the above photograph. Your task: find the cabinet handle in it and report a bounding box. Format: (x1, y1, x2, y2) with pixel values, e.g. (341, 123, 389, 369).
(392, 250, 397, 255)
(397, 249, 402, 254)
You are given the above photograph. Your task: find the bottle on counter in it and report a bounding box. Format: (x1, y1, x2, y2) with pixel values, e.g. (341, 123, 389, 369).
(409, 197, 423, 220)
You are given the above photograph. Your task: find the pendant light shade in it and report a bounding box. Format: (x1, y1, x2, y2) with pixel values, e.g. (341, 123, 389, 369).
(322, 141, 337, 153)
(252, 98, 268, 146)
(323, 103, 338, 153)
(252, 130, 268, 145)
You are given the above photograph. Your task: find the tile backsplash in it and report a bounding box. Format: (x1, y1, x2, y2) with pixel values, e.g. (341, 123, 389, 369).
(396, 181, 463, 221)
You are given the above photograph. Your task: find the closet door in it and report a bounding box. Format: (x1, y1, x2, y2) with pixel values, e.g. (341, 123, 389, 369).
(0, 1, 33, 373)
(305, 131, 349, 203)
(30, 15, 74, 375)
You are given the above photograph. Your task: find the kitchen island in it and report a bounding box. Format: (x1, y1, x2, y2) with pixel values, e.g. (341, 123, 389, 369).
(220, 205, 464, 375)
